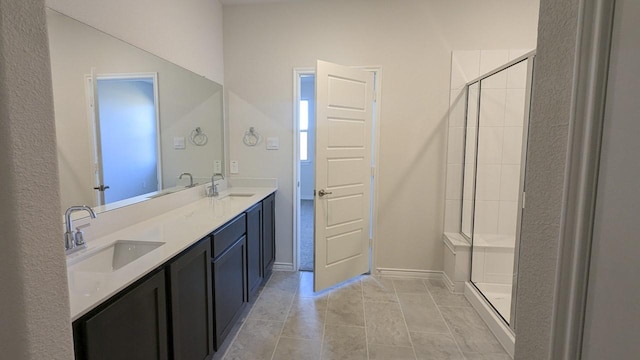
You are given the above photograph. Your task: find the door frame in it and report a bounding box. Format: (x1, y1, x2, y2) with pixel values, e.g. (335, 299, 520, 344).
(84, 72, 162, 205)
(292, 66, 383, 274)
(548, 0, 616, 358)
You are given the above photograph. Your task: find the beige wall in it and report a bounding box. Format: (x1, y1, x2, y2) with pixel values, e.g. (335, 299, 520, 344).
(46, 0, 225, 84)
(223, 0, 539, 270)
(0, 0, 73, 358)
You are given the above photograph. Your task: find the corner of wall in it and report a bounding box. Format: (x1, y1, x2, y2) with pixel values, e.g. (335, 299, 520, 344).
(513, 0, 580, 358)
(0, 0, 73, 358)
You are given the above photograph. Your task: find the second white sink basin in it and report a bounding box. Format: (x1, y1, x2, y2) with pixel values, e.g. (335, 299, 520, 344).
(71, 240, 165, 273)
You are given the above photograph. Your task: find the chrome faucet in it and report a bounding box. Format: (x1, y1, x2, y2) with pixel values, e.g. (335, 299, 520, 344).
(211, 173, 224, 197)
(64, 205, 97, 254)
(179, 172, 196, 188)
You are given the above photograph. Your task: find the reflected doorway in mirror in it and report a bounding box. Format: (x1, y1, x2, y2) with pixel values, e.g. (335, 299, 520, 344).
(85, 73, 161, 206)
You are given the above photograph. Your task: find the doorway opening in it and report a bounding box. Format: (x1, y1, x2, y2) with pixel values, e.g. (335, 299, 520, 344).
(86, 73, 161, 206)
(298, 74, 315, 272)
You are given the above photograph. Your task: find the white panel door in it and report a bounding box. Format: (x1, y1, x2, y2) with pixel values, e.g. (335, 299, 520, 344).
(314, 60, 374, 292)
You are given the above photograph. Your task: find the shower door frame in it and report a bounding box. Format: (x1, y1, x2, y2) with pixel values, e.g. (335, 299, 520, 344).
(461, 50, 536, 331)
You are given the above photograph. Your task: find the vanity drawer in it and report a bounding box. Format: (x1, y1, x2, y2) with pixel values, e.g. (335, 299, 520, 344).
(212, 214, 246, 258)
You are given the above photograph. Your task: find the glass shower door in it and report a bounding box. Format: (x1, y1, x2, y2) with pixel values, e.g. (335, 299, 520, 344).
(462, 54, 534, 326)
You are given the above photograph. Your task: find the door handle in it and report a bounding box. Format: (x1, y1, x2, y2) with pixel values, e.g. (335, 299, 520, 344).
(93, 185, 110, 191)
(318, 189, 332, 197)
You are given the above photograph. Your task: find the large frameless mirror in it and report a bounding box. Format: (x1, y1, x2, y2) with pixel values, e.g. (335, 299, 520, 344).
(46, 8, 224, 215)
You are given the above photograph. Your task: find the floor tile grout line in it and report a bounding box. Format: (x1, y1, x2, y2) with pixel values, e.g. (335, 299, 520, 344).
(361, 279, 371, 360)
(393, 282, 419, 360)
(269, 273, 300, 360)
(422, 279, 468, 359)
(319, 274, 331, 360)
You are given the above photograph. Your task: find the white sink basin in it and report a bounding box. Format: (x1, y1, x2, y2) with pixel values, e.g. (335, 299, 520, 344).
(70, 240, 165, 273)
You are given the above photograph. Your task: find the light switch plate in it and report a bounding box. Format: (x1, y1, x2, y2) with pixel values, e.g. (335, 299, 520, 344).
(173, 137, 186, 150)
(214, 160, 221, 173)
(266, 137, 279, 150)
(230, 160, 239, 174)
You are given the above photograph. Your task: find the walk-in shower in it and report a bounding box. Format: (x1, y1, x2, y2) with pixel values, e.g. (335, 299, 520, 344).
(462, 51, 535, 328)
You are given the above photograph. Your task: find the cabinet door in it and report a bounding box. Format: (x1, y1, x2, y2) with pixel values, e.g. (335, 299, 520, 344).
(75, 270, 168, 360)
(213, 236, 247, 349)
(168, 237, 214, 360)
(246, 202, 263, 300)
(262, 193, 276, 277)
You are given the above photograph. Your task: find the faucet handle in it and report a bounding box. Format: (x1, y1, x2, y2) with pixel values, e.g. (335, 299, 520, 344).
(75, 223, 91, 246)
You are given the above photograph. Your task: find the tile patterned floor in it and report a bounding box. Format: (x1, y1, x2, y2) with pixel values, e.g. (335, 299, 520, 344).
(215, 272, 510, 360)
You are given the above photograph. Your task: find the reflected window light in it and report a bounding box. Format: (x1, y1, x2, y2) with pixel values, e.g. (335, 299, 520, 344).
(299, 100, 309, 161)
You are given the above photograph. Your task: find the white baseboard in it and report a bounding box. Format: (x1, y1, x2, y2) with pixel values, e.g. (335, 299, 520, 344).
(375, 268, 444, 279)
(464, 282, 515, 358)
(442, 271, 456, 292)
(273, 262, 295, 271)
(442, 271, 466, 294)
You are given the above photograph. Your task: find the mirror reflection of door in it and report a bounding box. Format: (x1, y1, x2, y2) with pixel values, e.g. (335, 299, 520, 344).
(88, 73, 162, 205)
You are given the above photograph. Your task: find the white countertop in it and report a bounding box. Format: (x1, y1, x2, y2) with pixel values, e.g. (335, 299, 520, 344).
(66, 186, 276, 321)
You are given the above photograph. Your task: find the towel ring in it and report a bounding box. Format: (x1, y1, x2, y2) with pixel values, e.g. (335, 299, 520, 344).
(190, 127, 208, 146)
(243, 127, 261, 147)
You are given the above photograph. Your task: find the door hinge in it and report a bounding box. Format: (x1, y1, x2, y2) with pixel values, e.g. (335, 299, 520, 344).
(522, 192, 526, 209)
(313, 189, 316, 197)
(371, 166, 375, 178)
(373, 90, 377, 102)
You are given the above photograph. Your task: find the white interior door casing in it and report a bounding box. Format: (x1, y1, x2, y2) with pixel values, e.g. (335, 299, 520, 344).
(314, 60, 374, 292)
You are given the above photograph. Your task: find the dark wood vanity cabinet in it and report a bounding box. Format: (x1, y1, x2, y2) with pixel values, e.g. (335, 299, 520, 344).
(72, 270, 169, 360)
(72, 238, 212, 360)
(167, 237, 214, 360)
(72, 193, 276, 358)
(246, 202, 263, 300)
(211, 213, 248, 350)
(262, 193, 276, 279)
(210, 193, 276, 349)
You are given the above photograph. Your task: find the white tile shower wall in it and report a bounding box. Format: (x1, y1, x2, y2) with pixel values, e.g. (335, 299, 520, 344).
(447, 126, 465, 166)
(475, 54, 528, 239)
(449, 89, 467, 127)
(483, 248, 516, 284)
(505, 89, 526, 126)
(476, 164, 502, 201)
(445, 164, 464, 200)
(500, 165, 521, 201)
(479, 50, 509, 88)
(445, 199, 462, 233)
(445, 51, 482, 233)
(498, 201, 519, 236)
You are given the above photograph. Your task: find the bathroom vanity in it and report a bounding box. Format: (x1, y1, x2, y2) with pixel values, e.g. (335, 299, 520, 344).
(45, 8, 277, 358)
(67, 188, 276, 359)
